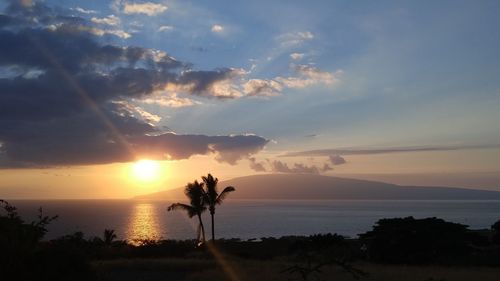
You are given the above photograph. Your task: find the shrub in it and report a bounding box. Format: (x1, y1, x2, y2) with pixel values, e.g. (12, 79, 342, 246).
(492, 219, 500, 244)
(360, 217, 473, 264)
(0, 199, 95, 280)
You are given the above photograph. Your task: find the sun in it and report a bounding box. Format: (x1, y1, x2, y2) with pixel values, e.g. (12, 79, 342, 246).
(132, 160, 161, 182)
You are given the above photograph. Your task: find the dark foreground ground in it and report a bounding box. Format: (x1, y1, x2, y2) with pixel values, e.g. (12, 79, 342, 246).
(94, 257, 500, 281)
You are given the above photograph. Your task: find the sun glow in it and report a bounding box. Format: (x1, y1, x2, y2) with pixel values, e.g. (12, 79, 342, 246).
(132, 160, 161, 182)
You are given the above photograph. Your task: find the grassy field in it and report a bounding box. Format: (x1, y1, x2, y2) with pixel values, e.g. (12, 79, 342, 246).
(93, 257, 500, 281)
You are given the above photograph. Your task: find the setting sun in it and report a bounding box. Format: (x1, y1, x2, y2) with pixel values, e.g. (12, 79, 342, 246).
(132, 160, 161, 182)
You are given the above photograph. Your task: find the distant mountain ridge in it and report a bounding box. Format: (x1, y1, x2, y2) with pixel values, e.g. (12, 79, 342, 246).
(134, 174, 500, 200)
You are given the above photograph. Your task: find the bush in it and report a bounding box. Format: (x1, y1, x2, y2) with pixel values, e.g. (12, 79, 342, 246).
(492, 219, 500, 244)
(0, 200, 95, 280)
(360, 217, 474, 264)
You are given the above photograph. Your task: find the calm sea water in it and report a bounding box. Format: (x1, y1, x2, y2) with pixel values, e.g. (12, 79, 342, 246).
(9, 200, 500, 241)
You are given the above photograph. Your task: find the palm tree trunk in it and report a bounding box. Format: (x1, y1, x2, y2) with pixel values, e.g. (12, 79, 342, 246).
(211, 212, 215, 241)
(197, 214, 206, 243)
(196, 223, 201, 242)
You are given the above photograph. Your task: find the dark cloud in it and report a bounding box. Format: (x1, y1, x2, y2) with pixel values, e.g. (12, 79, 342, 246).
(267, 160, 332, 175)
(282, 144, 500, 157)
(248, 157, 267, 172)
(322, 163, 333, 171)
(329, 155, 346, 165)
(178, 68, 243, 98)
(0, 15, 13, 27)
(0, 1, 269, 168)
(247, 157, 334, 174)
(270, 160, 319, 174)
(1, 119, 268, 167)
(304, 134, 318, 138)
(131, 133, 268, 165)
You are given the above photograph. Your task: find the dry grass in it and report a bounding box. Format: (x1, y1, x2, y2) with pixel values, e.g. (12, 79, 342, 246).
(357, 263, 500, 281)
(93, 258, 500, 281)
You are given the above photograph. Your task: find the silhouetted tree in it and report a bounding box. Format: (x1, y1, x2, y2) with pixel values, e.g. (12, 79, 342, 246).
(283, 234, 366, 281)
(167, 180, 207, 244)
(360, 217, 472, 264)
(202, 173, 235, 241)
(492, 219, 500, 243)
(1, 200, 95, 280)
(103, 229, 117, 245)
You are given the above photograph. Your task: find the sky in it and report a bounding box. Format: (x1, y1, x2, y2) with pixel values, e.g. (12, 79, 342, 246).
(0, 0, 499, 199)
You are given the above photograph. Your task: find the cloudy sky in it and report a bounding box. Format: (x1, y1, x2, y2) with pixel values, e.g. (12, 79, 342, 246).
(1, 0, 500, 198)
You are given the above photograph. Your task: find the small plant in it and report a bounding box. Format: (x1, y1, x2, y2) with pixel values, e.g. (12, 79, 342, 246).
(103, 229, 117, 245)
(282, 256, 366, 281)
(282, 234, 366, 281)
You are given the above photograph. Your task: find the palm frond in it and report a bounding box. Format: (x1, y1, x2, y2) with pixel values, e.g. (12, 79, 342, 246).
(216, 186, 235, 204)
(201, 173, 218, 186)
(202, 173, 219, 203)
(184, 180, 208, 211)
(167, 203, 196, 218)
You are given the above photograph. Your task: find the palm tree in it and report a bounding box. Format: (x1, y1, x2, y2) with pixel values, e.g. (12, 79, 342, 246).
(201, 173, 235, 241)
(103, 229, 117, 245)
(167, 180, 207, 243)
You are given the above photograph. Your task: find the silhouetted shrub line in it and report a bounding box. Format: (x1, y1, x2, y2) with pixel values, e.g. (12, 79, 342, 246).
(3, 198, 500, 281)
(0, 199, 94, 281)
(359, 216, 498, 265)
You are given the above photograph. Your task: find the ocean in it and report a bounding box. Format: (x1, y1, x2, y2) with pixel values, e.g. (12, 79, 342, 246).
(9, 199, 500, 241)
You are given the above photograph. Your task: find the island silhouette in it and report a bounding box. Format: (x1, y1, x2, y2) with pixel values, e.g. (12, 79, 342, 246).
(136, 174, 500, 200)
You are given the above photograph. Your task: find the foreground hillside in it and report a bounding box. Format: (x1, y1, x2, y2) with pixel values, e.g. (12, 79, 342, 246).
(95, 258, 500, 281)
(135, 173, 500, 200)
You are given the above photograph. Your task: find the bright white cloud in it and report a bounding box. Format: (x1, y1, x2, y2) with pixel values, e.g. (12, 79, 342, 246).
(211, 24, 224, 33)
(73, 7, 98, 14)
(278, 31, 315, 47)
(290, 53, 305, 60)
(140, 93, 200, 108)
(134, 107, 161, 123)
(210, 80, 243, 98)
(123, 2, 168, 16)
(157, 25, 174, 32)
(297, 31, 314, 39)
(296, 65, 340, 84)
(112, 101, 161, 123)
(75, 25, 131, 39)
(172, 65, 342, 98)
(243, 79, 283, 97)
(91, 15, 121, 26)
(276, 65, 342, 88)
(106, 29, 132, 39)
(221, 65, 341, 97)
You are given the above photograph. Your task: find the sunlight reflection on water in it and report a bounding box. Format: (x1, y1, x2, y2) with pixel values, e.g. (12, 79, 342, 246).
(126, 203, 161, 243)
(13, 200, 500, 241)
